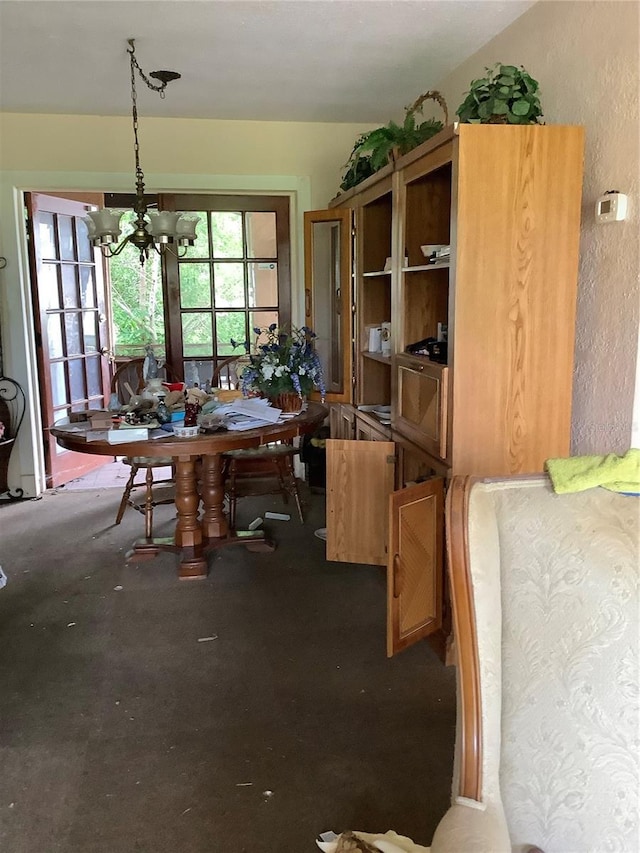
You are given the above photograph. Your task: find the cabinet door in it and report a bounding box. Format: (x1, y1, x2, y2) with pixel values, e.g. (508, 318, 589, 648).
(329, 403, 355, 439)
(396, 354, 449, 460)
(326, 438, 395, 565)
(304, 209, 353, 403)
(387, 477, 444, 657)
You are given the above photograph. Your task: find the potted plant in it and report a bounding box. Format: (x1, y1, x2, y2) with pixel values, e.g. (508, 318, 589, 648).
(231, 324, 325, 411)
(456, 63, 543, 124)
(340, 90, 448, 191)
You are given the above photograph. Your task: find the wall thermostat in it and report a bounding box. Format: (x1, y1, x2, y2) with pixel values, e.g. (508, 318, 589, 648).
(595, 190, 628, 223)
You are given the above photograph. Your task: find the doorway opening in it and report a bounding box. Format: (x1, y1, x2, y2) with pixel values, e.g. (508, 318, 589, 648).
(26, 190, 292, 487)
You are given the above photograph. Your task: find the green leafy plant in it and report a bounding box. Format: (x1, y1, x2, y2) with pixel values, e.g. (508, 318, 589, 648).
(456, 63, 543, 125)
(340, 91, 448, 191)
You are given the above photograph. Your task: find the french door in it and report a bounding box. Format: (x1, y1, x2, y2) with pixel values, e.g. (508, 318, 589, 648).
(161, 195, 291, 385)
(26, 193, 112, 487)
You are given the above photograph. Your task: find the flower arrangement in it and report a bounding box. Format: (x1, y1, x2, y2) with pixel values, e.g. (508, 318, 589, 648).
(231, 324, 325, 402)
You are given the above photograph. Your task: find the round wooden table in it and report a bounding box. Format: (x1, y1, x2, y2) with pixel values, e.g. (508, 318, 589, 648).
(51, 402, 327, 580)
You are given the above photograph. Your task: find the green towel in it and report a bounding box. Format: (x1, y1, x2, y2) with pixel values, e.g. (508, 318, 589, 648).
(545, 448, 640, 494)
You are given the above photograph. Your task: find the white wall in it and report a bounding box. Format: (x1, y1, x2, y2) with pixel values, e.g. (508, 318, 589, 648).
(437, 0, 640, 454)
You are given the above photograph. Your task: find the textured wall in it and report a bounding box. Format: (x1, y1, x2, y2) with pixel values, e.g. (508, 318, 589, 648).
(437, 0, 639, 453)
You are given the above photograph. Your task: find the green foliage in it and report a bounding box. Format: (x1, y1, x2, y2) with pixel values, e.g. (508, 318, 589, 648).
(456, 64, 543, 125)
(109, 216, 165, 358)
(340, 91, 447, 192)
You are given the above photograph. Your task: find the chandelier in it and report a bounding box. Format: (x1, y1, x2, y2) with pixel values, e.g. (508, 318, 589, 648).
(84, 39, 199, 265)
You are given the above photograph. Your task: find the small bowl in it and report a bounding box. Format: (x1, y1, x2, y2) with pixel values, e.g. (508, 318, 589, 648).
(420, 244, 446, 258)
(173, 425, 200, 438)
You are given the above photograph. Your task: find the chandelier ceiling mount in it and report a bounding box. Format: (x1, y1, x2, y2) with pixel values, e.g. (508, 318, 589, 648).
(84, 39, 199, 265)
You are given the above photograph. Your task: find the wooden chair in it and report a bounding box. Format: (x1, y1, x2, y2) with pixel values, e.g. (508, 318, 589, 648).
(211, 355, 251, 391)
(222, 444, 304, 527)
(212, 356, 305, 526)
(111, 357, 175, 538)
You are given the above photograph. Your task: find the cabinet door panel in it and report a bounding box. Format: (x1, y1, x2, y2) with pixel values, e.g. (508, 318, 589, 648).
(387, 477, 444, 656)
(326, 438, 395, 565)
(304, 209, 353, 403)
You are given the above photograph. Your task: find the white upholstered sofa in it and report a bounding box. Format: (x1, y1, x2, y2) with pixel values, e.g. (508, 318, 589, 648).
(431, 474, 639, 853)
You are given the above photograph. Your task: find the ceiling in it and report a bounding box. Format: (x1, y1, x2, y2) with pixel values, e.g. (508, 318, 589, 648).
(0, 0, 535, 124)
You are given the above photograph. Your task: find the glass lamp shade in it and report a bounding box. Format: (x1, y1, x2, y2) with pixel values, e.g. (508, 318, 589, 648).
(147, 210, 182, 240)
(175, 214, 200, 243)
(85, 209, 124, 240)
(82, 216, 97, 240)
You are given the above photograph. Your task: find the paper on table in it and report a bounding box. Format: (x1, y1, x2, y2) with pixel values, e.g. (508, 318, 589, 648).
(226, 416, 281, 431)
(228, 398, 282, 423)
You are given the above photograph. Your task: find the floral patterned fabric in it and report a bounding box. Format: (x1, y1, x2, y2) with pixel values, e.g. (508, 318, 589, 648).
(455, 477, 640, 853)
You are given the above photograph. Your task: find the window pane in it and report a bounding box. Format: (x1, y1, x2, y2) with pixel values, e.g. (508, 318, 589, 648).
(68, 358, 86, 403)
(214, 263, 245, 308)
(181, 312, 213, 357)
(50, 361, 67, 407)
(211, 212, 243, 258)
(108, 235, 165, 357)
(41, 264, 60, 309)
(184, 359, 213, 388)
(246, 212, 277, 258)
(248, 262, 277, 308)
(37, 212, 56, 259)
(216, 312, 246, 355)
(179, 263, 211, 308)
(79, 266, 95, 308)
(83, 311, 98, 353)
(182, 212, 209, 259)
(47, 314, 64, 359)
(76, 217, 93, 262)
(86, 355, 102, 397)
(58, 215, 75, 261)
(65, 312, 81, 355)
(62, 265, 79, 308)
(249, 311, 279, 346)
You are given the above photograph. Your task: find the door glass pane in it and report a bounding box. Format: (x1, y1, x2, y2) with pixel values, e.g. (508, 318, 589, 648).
(214, 263, 244, 307)
(62, 265, 79, 307)
(179, 263, 211, 308)
(311, 220, 343, 394)
(76, 217, 93, 262)
(79, 266, 96, 308)
(248, 262, 277, 307)
(41, 264, 60, 309)
(58, 215, 75, 261)
(211, 212, 243, 258)
(249, 311, 278, 342)
(246, 212, 277, 258)
(65, 312, 81, 355)
(50, 361, 67, 407)
(216, 312, 246, 355)
(86, 355, 102, 396)
(184, 359, 213, 388)
(83, 311, 98, 353)
(37, 212, 56, 259)
(181, 312, 213, 357)
(182, 211, 209, 259)
(68, 358, 86, 402)
(47, 314, 64, 358)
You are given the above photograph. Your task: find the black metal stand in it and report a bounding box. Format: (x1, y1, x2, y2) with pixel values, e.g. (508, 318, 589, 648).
(0, 376, 26, 500)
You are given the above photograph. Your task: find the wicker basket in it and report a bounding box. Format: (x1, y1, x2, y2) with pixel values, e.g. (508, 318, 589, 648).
(270, 392, 304, 414)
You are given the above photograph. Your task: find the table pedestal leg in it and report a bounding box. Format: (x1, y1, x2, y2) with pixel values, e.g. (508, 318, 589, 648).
(200, 453, 275, 552)
(200, 454, 228, 539)
(128, 456, 209, 580)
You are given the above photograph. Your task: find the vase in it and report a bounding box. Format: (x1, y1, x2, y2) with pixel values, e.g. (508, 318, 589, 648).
(270, 392, 304, 413)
